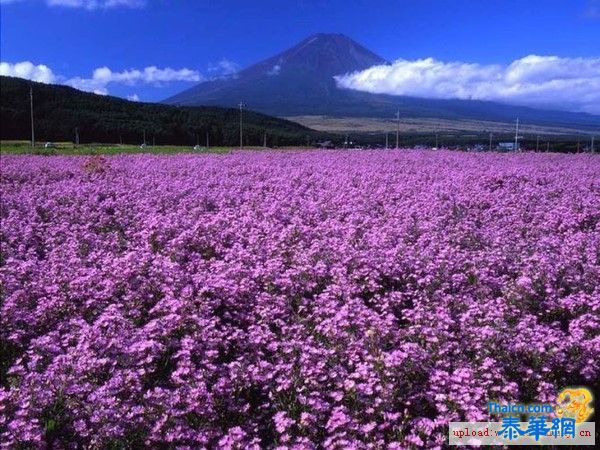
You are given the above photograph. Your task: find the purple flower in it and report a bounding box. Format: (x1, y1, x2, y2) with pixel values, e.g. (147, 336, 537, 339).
(1, 150, 598, 447)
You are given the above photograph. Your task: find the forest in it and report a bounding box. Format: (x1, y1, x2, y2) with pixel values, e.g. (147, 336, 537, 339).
(0, 76, 331, 146)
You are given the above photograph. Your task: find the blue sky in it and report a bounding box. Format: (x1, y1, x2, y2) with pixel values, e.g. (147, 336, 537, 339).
(1, 0, 599, 112)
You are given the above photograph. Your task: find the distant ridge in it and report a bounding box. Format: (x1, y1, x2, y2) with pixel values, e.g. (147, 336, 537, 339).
(165, 33, 600, 130)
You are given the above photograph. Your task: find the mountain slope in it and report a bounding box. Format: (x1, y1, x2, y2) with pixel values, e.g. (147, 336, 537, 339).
(165, 33, 600, 130)
(0, 76, 327, 146)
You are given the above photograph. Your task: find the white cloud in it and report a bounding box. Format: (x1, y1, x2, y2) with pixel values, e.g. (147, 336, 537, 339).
(585, 0, 600, 18)
(1, 60, 202, 97)
(335, 55, 600, 114)
(207, 58, 240, 78)
(0, 61, 57, 83)
(46, 0, 145, 9)
(66, 65, 203, 93)
(0, 0, 144, 8)
(267, 64, 281, 76)
(127, 93, 139, 101)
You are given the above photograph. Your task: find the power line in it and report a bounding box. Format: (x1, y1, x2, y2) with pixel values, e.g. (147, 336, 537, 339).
(238, 101, 246, 149)
(395, 109, 400, 149)
(30, 85, 35, 149)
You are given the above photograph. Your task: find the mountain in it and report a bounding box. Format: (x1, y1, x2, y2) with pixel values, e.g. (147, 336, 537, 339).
(0, 76, 328, 146)
(165, 33, 600, 130)
(166, 33, 387, 117)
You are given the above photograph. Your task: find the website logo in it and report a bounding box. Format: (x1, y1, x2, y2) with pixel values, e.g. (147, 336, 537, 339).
(449, 386, 595, 446)
(555, 387, 594, 423)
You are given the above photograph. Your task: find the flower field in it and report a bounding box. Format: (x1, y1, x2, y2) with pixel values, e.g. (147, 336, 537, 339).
(1, 150, 599, 448)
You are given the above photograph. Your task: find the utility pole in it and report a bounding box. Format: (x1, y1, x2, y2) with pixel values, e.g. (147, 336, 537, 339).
(536, 135, 540, 152)
(385, 132, 388, 149)
(263, 131, 267, 148)
(514, 118, 519, 152)
(435, 128, 439, 149)
(577, 138, 580, 153)
(75, 127, 79, 146)
(395, 109, 400, 149)
(592, 136, 595, 154)
(206, 131, 209, 149)
(238, 101, 246, 148)
(489, 132, 493, 152)
(30, 85, 35, 149)
(143, 129, 146, 145)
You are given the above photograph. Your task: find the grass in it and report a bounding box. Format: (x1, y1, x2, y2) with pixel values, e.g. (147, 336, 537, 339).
(0, 141, 315, 156)
(286, 115, 597, 136)
(0, 141, 234, 156)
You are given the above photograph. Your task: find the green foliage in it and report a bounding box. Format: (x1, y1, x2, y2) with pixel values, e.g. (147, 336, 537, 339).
(0, 141, 233, 155)
(0, 76, 332, 146)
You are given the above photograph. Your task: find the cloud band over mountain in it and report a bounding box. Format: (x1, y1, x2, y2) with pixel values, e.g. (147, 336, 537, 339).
(335, 55, 600, 114)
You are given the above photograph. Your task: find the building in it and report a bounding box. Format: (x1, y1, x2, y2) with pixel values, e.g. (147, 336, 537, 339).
(497, 142, 519, 151)
(318, 140, 335, 149)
